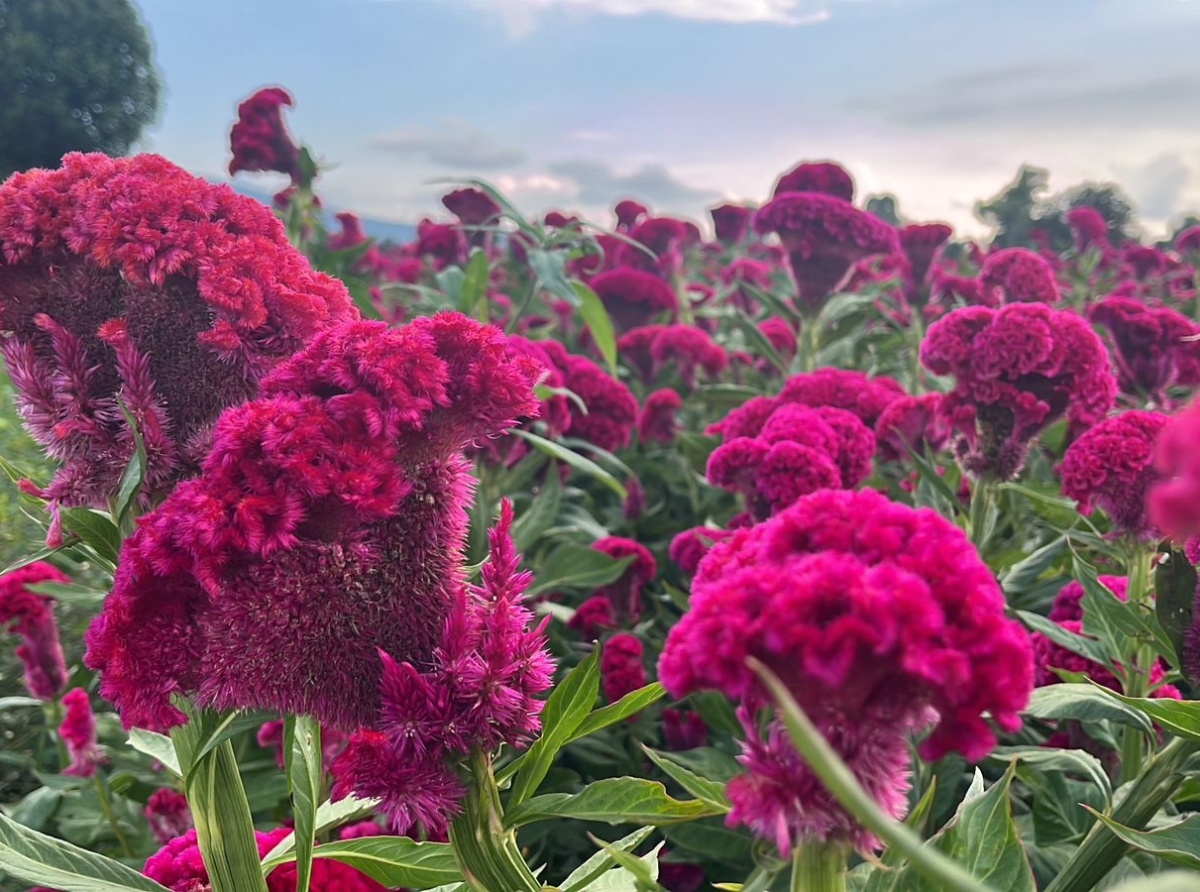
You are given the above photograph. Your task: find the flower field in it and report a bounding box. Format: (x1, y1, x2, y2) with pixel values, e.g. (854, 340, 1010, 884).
(5, 87, 1200, 892)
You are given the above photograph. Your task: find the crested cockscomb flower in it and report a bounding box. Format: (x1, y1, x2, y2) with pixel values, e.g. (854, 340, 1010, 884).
(931, 270, 985, 307)
(920, 303, 1116, 480)
(771, 161, 855, 202)
(590, 267, 679, 333)
(1034, 616, 1180, 700)
(662, 708, 708, 751)
(669, 526, 736, 576)
(639, 388, 684, 444)
(1066, 207, 1109, 252)
(622, 217, 689, 278)
(84, 313, 542, 734)
(601, 632, 648, 703)
(592, 536, 657, 622)
(442, 187, 501, 226)
(618, 325, 666, 382)
(658, 488, 1033, 854)
(898, 223, 953, 300)
(778, 368, 905, 427)
(1176, 226, 1200, 255)
(328, 212, 368, 250)
(615, 199, 649, 232)
(649, 325, 728, 389)
(0, 562, 69, 700)
(720, 257, 776, 313)
(558, 353, 639, 453)
(567, 595, 617, 639)
(978, 248, 1060, 305)
(710, 204, 753, 245)
(475, 335, 570, 467)
(1048, 577, 1129, 624)
(544, 210, 579, 228)
(144, 788, 192, 845)
(754, 193, 899, 313)
(874, 393, 951, 462)
(330, 500, 554, 835)
(1124, 245, 1169, 280)
(1149, 398, 1200, 541)
(59, 688, 102, 778)
(0, 153, 356, 517)
(1089, 295, 1200, 402)
(1061, 411, 1168, 537)
(758, 317, 799, 366)
(228, 87, 301, 180)
(706, 395, 782, 442)
(414, 218, 468, 269)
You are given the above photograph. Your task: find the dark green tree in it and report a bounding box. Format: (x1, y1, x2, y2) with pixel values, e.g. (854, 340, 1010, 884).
(974, 165, 1049, 248)
(0, 0, 160, 178)
(864, 193, 903, 226)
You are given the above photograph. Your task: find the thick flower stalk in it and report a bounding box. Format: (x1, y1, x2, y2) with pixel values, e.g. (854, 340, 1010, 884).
(659, 488, 1033, 855)
(0, 562, 69, 699)
(0, 153, 355, 517)
(84, 313, 542, 734)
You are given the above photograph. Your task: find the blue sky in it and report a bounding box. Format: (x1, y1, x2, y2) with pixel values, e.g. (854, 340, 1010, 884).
(135, 0, 1200, 235)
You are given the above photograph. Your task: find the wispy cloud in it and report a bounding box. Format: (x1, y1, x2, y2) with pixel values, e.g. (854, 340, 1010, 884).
(370, 118, 527, 169)
(469, 0, 831, 36)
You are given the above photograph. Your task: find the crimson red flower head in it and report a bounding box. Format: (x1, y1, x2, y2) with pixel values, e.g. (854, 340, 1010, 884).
(978, 248, 1060, 305)
(442, 187, 502, 226)
(754, 193, 898, 312)
(615, 199, 649, 231)
(0, 153, 356, 516)
(621, 217, 689, 279)
(1089, 295, 1200, 402)
(557, 352, 639, 453)
(1066, 207, 1109, 251)
(898, 223, 952, 298)
(59, 688, 102, 777)
(639, 388, 684, 444)
(590, 267, 679, 333)
(710, 203, 753, 245)
(592, 536, 657, 622)
(771, 161, 855, 202)
(778, 368, 905, 427)
(601, 632, 648, 702)
(228, 87, 301, 180)
(0, 562, 69, 700)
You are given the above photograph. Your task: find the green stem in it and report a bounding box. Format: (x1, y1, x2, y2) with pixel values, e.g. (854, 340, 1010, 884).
(1118, 543, 1154, 784)
(799, 317, 819, 373)
(909, 310, 926, 393)
(968, 477, 995, 551)
(448, 751, 541, 892)
(1045, 736, 1200, 892)
(791, 842, 848, 892)
(92, 774, 134, 859)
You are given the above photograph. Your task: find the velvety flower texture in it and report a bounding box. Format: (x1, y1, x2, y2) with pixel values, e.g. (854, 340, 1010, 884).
(331, 501, 554, 835)
(639, 388, 684, 444)
(1089, 295, 1200, 402)
(754, 194, 899, 313)
(567, 595, 617, 639)
(1050, 577, 1129, 623)
(622, 217, 689, 278)
(0, 562, 69, 699)
(898, 223, 953, 300)
(228, 87, 301, 179)
(1149, 398, 1200, 541)
(615, 199, 649, 231)
(659, 488, 1033, 854)
(1061, 411, 1168, 537)
(669, 526, 737, 576)
(874, 393, 951, 462)
(920, 303, 1116, 480)
(549, 345, 639, 454)
(978, 248, 1060, 305)
(1066, 207, 1109, 251)
(602, 633, 648, 702)
(590, 267, 679, 333)
(0, 153, 355, 515)
(84, 313, 542, 733)
(441, 187, 501, 226)
(771, 161, 856, 202)
(59, 688, 102, 777)
(777, 368, 905, 427)
(710, 203, 752, 245)
(144, 788, 192, 845)
(592, 536, 657, 622)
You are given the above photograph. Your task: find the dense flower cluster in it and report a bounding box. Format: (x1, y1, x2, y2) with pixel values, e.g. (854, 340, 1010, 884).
(601, 632, 648, 702)
(590, 267, 679, 332)
(144, 789, 192, 845)
(772, 161, 855, 202)
(228, 87, 301, 179)
(0, 562, 69, 700)
(659, 488, 1033, 854)
(58, 688, 102, 777)
(978, 248, 1060, 305)
(1089, 295, 1200, 402)
(710, 203, 752, 244)
(874, 393, 950, 462)
(591, 536, 657, 622)
(898, 223, 953, 300)
(639, 388, 683, 444)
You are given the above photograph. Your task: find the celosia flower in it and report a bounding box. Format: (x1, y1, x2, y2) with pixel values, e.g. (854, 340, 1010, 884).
(84, 313, 542, 733)
(0, 153, 355, 516)
(1034, 618, 1180, 699)
(442, 187, 501, 226)
(567, 595, 617, 639)
(1149, 398, 1200, 541)
(706, 395, 782, 442)
(758, 317, 798, 366)
(771, 161, 855, 202)
(720, 258, 775, 313)
(1048, 577, 1128, 624)
(1176, 225, 1200, 255)
(639, 388, 683, 444)
(1089, 295, 1200, 401)
(618, 325, 666, 382)
(760, 404, 875, 487)
(615, 199, 649, 231)
(601, 632, 648, 702)
(592, 537, 657, 622)
(0, 562, 69, 699)
(590, 267, 679, 333)
(658, 488, 1033, 854)
(144, 788, 192, 845)
(476, 336, 570, 466)
(658, 855, 707, 892)
(558, 353, 639, 453)
(668, 526, 736, 576)
(328, 212, 368, 250)
(622, 217, 688, 278)
(649, 325, 728, 389)
(1061, 411, 1168, 537)
(662, 708, 708, 751)
(228, 87, 301, 180)
(898, 223, 953, 300)
(978, 248, 1060, 305)
(330, 501, 554, 834)
(931, 270, 985, 307)
(920, 303, 1116, 480)
(59, 688, 102, 778)
(874, 393, 950, 462)
(754, 194, 898, 313)
(710, 204, 752, 245)
(544, 210, 579, 228)
(414, 218, 468, 269)
(1066, 207, 1109, 252)
(778, 368, 905, 427)
(257, 718, 349, 770)
(1124, 245, 1169, 280)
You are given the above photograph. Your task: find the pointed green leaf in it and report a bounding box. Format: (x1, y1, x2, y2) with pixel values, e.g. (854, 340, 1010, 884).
(279, 837, 461, 888)
(262, 795, 381, 866)
(641, 747, 730, 810)
(127, 729, 182, 778)
(561, 827, 656, 892)
(1097, 688, 1200, 740)
(1023, 684, 1153, 733)
(285, 715, 322, 892)
(529, 542, 634, 596)
(509, 428, 627, 498)
(574, 281, 619, 375)
(460, 249, 491, 322)
(505, 778, 724, 828)
(1082, 809, 1200, 870)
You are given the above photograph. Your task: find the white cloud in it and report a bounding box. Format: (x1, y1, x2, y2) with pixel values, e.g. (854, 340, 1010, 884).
(370, 118, 527, 170)
(471, 0, 831, 36)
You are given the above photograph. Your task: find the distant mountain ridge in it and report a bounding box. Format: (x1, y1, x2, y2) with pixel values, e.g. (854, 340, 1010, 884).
(230, 183, 417, 245)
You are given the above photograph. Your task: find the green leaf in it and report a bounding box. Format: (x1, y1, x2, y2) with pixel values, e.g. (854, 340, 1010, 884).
(271, 837, 461, 888)
(574, 281, 619, 375)
(814, 292, 879, 330)
(504, 778, 725, 828)
(1023, 684, 1154, 733)
(506, 649, 600, 806)
(561, 827, 656, 892)
(513, 465, 562, 553)
(25, 581, 108, 605)
(262, 795, 381, 866)
(586, 836, 664, 891)
(1075, 555, 1174, 662)
(460, 249, 491, 322)
(987, 745, 1111, 804)
(641, 747, 730, 811)
(529, 541, 635, 597)
(1081, 809, 1200, 870)
(1016, 612, 1114, 667)
(435, 265, 465, 304)
(127, 729, 182, 778)
(0, 695, 44, 710)
(1097, 689, 1200, 740)
(113, 401, 147, 530)
(59, 507, 122, 566)
(1000, 536, 1066, 596)
(730, 313, 789, 375)
(528, 247, 577, 304)
(1107, 873, 1200, 891)
(285, 715, 322, 892)
(509, 428, 627, 498)
(1156, 543, 1197, 671)
(571, 683, 666, 741)
(0, 808, 171, 891)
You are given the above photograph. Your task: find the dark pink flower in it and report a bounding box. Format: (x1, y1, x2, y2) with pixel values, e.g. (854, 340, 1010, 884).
(593, 536, 657, 622)
(1089, 295, 1200, 401)
(328, 212, 368, 250)
(920, 303, 1116, 480)
(568, 595, 617, 639)
(228, 87, 300, 180)
(601, 632, 647, 702)
(708, 433, 842, 523)
(720, 258, 776, 313)
(898, 224, 953, 298)
(706, 395, 782, 442)
(621, 217, 688, 278)
(84, 314, 542, 733)
(978, 248, 1060, 305)
(758, 317, 798, 366)
(0, 562, 69, 699)
(441, 187, 501, 226)
(144, 789, 192, 845)
(649, 325, 728, 389)
(659, 488, 1033, 853)
(874, 393, 950, 462)
(658, 856, 706, 892)
(710, 204, 752, 245)
(1150, 398, 1200, 541)
(1124, 245, 1169, 280)
(544, 210, 579, 228)
(559, 354, 639, 453)
(59, 688, 102, 778)
(1034, 618, 1179, 700)
(778, 368, 905, 427)
(639, 388, 683, 444)
(0, 153, 356, 516)
(771, 161, 855, 202)
(754, 194, 898, 313)
(1176, 226, 1200, 254)
(590, 267, 679, 333)
(1061, 411, 1168, 537)
(668, 526, 736, 576)
(1048, 577, 1128, 624)
(414, 218, 468, 269)
(931, 270, 985, 307)
(662, 707, 708, 751)
(1066, 207, 1109, 252)
(614, 199, 649, 232)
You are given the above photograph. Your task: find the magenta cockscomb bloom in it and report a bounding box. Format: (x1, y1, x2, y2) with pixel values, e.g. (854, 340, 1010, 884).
(649, 325, 728, 389)
(710, 204, 753, 245)
(771, 161, 855, 202)
(1124, 245, 1170, 280)
(931, 270, 985, 307)
(617, 325, 664, 382)
(1034, 617, 1180, 700)
(1061, 411, 1168, 537)
(920, 303, 1116, 480)
(144, 789, 192, 845)
(558, 353, 639, 453)
(778, 368, 905, 427)
(1048, 577, 1129, 624)
(639, 388, 684, 444)
(0, 153, 355, 517)
(228, 87, 301, 180)
(1149, 398, 1200, 541)
(476, 335, 571, 467)
(669, 526, 736, 576)
(1066, 207, 1109, 252)
(658, 488, 1033, 854)
(591, 267, 679, 333)
(662, 708, 708, 751)
(544, 210, 579, 228)
(84, 314, 542, 733)
(706, 395, 782, 442)
(592, 536, 657, 622)
(602, 633, 648, 703)
(720, 257, 776, 313)
(898, 223, 953, 299)
(615, 199, 649, 232)
(568, 595, 617, 639)
(414, 218, 468, 269)
(754, 194, 898, 313)
(758, 317, 799, 365)
(59, 688, 102, 778)
(1176, 226, 1200, 255)
(1089, 295, 1200, 401)
(0, 563, 69, 700)
(874, 393, 951, 462)
(442, 187, 501, 226)
(331, 500, 554, 835)
(978, 248, 1060, 305)
(621, 217, 689, 278)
